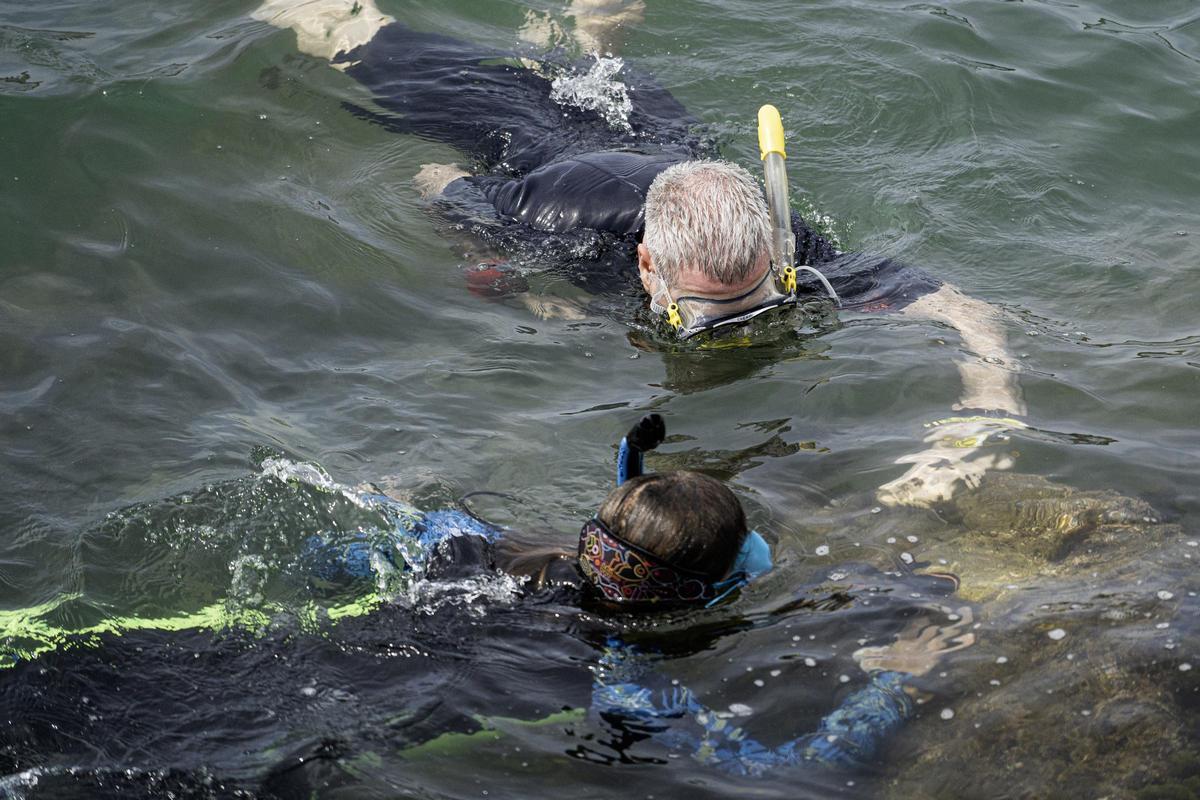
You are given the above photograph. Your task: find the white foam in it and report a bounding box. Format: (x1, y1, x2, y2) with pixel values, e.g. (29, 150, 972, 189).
(399, 571, 525, 617)
(260, 456, 373, 509)
(0, 769, 44, 799)
(550, 55, 633, 132)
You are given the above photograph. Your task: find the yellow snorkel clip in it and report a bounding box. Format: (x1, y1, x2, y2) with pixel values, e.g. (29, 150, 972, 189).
(666, 302, 683, 330)
(780, 264, 798, 294)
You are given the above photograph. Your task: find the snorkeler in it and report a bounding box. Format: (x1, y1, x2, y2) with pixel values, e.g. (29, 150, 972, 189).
(251, 1, 1028, 508)
(0, 414, 974, 788)
(302, 414, 772, 603)
(303, 413, 976, 773)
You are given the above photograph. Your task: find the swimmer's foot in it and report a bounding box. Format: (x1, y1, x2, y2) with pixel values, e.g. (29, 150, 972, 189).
(523, 0, 646, 54)
(521, 293, 589, 321)
(413, 163, 471, 199)
(518, 10, 570, 51)
(252, 0, 392, 61)
(876, 417, 1025, 509)
(570, 0, 646, 53)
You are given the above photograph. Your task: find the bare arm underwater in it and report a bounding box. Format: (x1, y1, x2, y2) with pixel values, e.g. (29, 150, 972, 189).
(875, 284, 1028, 508)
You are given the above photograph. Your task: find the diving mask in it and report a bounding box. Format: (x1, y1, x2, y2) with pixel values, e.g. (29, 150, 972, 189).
(656, 269, 798, 340)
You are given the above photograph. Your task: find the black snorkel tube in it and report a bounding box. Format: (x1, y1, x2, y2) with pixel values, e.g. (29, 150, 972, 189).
(616, 414, 666, 485)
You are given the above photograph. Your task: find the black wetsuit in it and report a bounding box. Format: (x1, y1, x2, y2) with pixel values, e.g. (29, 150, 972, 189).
(336, 24, 939, 309)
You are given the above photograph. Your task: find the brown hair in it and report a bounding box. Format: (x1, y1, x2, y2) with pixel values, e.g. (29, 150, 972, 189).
(596, 471, 748, 582)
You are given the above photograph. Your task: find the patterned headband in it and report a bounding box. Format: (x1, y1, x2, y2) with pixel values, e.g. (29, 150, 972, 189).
(577, 517, 726, 605)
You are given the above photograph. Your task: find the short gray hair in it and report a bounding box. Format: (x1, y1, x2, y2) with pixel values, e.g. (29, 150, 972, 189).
(642, 160, 772, 286)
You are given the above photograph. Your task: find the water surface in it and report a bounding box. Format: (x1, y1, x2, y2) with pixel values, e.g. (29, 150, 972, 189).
(2, 0, 1199, 797)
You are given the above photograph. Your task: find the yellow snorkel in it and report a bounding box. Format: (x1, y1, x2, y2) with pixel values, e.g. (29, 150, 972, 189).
(757, 104, 840, 305)
(758, 105, 798, 294)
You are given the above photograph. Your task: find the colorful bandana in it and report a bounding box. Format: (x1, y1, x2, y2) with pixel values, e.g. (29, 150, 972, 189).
(577, 518, 724, 605)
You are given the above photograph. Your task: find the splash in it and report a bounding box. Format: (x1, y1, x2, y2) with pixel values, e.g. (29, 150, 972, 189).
(0, 768, 43, 799)
(1, 456, 512, 667)
(228, 554, 271, 608)
(260, 455, 375, 511)
(550, 55, 633, 132)
(400, 571, 525, 617)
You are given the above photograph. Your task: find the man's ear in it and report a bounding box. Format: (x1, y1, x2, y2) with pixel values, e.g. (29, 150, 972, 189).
(637, 243, 655, 295)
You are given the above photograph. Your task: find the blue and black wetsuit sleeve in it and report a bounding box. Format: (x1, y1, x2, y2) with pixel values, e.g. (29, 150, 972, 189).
(302, 507, 502, 584)
(592, 641, 914, 775)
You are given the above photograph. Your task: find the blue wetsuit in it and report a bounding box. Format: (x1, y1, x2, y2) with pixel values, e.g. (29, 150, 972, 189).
(594, 639, 912, 775)
(334, 24, 941, 309)
(301, 492, 501, 583)
(305, 494, 916, 776)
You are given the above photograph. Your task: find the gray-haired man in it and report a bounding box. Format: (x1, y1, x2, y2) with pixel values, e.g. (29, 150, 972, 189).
(255, 1, 1028, 508)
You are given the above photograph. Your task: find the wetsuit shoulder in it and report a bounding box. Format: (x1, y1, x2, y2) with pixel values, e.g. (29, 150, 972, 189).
(469, 149, 689, 238)
(792, 209, 841, 266)
(790, 210, 941, 311)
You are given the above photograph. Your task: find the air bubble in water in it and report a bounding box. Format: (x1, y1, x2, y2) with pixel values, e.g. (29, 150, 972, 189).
(229, 554, 270, 608)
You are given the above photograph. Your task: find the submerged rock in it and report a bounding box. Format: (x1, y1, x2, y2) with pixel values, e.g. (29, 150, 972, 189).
(924, 472, 1176, 603)
(875, 472, 1199, 798)
(885, 601, 1198, 799)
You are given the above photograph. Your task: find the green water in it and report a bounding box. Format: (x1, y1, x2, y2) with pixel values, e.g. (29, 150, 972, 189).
(2, 0, 1199, 797)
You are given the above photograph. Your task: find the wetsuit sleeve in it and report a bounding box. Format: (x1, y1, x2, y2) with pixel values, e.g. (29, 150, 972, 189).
(301, 506, 502, 583)
(592, 639, 914, 775)
(430, 152, 682, 296)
